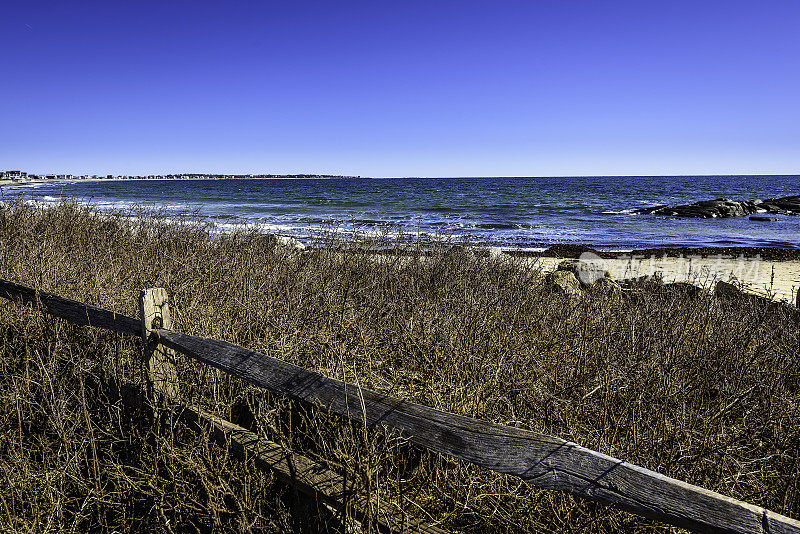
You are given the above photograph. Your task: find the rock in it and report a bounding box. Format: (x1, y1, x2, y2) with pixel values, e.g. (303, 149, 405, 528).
(767, 195, 800, 212)
(593, 277, 624, 300)
(663, 282, 705, 298)
(546, 270, 583, 300)
(716, 278, 776, 306)
(555, 254, 609, 286)
(476, 246, 504, 258)
(635, 194, 800, 219)
(714, 279, 796, 314)
(278, 236, 306, 250)
(555, 259, 582, 276)
(749, 216, 778, 222)
(542, 244, 599, 258)
(714, 280, 743, 299)
(274, 235, 306, 251)
(487, 246, 503, 258)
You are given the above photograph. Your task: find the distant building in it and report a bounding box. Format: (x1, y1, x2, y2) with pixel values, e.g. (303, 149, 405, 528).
(3, 170, 27, 181)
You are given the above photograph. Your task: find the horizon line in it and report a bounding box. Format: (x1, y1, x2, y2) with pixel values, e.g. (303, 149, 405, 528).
(4, 171, 799, 179)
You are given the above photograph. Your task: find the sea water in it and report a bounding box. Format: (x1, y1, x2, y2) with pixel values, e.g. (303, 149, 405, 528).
(4, 175, 799, 250)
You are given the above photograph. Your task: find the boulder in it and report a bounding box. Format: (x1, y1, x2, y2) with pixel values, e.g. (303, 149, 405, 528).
(759, 203, 782, 213)
(662, 282, 705, 298)
(555, 255, 610, 286)
(476, 246, 504, 258)
(714, 279, 798, 314)
(487, 246, 503, 258)
(593, 277, 624, 301)
(749, 216, 778, 222)
(555, 259, 583, 277)
(546, 270, 583, 300)
(272, 235, 306, 251)
(275, 235, 306, 250)
(714, 280, 743, 299)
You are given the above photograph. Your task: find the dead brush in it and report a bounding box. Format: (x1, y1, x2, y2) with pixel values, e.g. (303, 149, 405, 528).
(0, 200, 797, 532)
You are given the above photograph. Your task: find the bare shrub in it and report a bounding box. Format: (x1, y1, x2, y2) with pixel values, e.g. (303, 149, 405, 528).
(0, 200, 797, 532)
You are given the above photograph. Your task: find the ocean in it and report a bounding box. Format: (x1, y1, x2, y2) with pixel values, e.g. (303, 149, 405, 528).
(4, 175, 799, 250)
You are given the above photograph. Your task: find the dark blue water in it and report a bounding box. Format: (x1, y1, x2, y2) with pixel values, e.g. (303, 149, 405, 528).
(4, 175, 800, 250)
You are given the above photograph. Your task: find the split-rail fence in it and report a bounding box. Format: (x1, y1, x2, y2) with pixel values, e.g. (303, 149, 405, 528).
(0, 278, 798, 534)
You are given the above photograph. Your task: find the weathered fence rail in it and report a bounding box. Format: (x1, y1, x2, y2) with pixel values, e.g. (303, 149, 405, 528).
(0, 279, 140, 336)
(181, 406, 444, 534)
(1, 278, 798, 534)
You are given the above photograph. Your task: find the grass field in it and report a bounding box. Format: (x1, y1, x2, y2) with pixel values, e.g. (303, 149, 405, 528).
(0, 201, 798, 533)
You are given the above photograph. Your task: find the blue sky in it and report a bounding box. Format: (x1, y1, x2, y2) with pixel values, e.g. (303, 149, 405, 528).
(2, 1, 798, 177)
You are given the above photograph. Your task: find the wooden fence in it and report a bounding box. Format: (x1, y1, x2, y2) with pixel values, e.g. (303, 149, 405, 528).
(0, 278, 798, 534)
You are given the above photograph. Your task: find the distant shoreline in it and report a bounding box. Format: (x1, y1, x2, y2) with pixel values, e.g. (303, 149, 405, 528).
(0, 177, 111, 188)
(0, 176, 365, 188)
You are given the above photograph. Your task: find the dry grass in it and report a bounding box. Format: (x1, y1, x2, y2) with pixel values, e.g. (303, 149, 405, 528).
(0, 200, 798, 533)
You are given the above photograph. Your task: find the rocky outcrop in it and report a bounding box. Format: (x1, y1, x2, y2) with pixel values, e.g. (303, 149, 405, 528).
(635, 194, 800, 219)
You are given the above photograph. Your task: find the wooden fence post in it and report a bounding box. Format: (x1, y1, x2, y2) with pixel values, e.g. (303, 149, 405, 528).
(139, 288, 178, 400)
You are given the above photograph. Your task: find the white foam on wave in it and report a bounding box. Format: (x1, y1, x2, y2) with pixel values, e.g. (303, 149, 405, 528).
(601, 208, 636, 215)
(503, 246, 548, 252)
